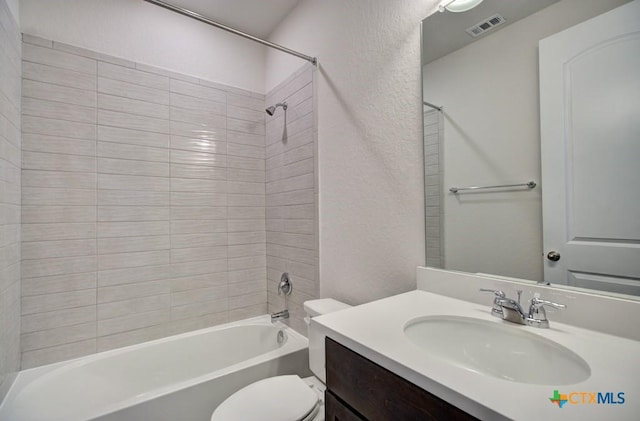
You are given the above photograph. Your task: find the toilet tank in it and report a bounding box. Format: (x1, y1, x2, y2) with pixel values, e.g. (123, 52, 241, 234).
(304, 299, 351, 382)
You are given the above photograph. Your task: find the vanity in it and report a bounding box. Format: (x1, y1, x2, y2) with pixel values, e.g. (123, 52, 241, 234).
(311, 267, 640, 421)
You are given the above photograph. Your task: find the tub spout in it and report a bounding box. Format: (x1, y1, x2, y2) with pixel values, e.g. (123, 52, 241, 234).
(271, 309, 289, 322)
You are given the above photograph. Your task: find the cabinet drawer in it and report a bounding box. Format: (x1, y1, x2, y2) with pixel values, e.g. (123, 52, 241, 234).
(325, 337, 477, 421)
(325, 390, 366, 421)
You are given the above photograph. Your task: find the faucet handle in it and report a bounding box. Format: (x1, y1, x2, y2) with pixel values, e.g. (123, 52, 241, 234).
(479, 289, 506, 318)
(527, 296, 566, 328)
(529, 296, 566, 311)
(479, 288, 506, 298)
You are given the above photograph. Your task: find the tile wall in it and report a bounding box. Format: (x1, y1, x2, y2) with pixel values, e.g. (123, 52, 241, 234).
(20, 34, 270, 368)
(265, 64, 318, 334)
(0, 0, 21, 397)
(424, 108, 443, 268)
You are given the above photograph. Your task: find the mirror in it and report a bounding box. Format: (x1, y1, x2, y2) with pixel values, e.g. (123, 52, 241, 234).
(421, 0, 639, 297)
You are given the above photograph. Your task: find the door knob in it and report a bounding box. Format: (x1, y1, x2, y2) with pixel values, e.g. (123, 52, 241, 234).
(546, 251, 561, 262)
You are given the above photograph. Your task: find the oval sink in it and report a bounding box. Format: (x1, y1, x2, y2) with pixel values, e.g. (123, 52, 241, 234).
(404, 316, 590, 385)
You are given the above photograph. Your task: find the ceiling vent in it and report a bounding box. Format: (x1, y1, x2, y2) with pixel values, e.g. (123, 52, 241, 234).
(465, 14, 506, 38)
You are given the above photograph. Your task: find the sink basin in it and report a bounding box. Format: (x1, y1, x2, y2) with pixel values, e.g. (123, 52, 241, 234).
(404, 316, 590, 385)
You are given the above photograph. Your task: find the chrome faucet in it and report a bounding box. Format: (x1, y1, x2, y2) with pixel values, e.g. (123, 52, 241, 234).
(270, 309, 289, 323)
(480, 289, 565, 328)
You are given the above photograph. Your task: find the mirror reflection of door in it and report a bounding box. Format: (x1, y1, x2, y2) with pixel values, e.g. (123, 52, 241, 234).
(540, 0, 640, 294)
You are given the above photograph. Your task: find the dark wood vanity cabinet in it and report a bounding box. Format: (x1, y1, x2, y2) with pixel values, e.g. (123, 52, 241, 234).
(325, 337, 478, 421)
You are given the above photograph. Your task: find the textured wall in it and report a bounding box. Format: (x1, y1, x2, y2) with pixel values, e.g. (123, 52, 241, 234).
(19, 0, 266, 93)
(265, 63, 318, 334)
(0, 0, 21, 398)
(20, 35, 267, 368)
(266, 0, 440, 304)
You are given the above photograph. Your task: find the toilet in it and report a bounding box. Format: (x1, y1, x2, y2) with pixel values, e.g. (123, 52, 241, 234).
(211, 299, 351, 421)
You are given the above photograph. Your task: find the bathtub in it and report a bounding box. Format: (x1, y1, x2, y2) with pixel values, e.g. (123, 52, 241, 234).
(0, 316, 310, 421)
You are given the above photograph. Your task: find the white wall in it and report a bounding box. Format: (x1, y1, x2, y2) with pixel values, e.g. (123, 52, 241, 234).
(6, 0, 17, 21)
(422, 0, 630, 281)
(19, 0, 266, 93)
(265, 0, 441, 304)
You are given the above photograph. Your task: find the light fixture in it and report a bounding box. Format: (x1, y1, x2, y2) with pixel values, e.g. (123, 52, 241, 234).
(439, 0, 484, 13)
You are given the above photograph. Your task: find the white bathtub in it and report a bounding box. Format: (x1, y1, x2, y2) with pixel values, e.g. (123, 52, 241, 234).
(0, 316, 310, 421)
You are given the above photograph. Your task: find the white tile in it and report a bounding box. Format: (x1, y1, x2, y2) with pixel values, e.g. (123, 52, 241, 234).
(266, 204, 314, 220)
(228, 231, 266, 245)
(97, 280, 170, 304)
(170, 164, 226, 180)
(98, 61, 169, 90)
(22, 289, 96, 315)
(97, 250, 169, 271)
(97, 325, 166, 352)
(170, 219, 226, 235)
(227, 105, 264, 123)
(227, 93, 264, 112)
(98, 173, 169, 192)
(21, 339, 95, 369)
(170, 272, 227, 292)
(23, 255, 97, 279)
(170, 206, 226, 221)
(227, 143, 265, 159)
(22, 151, 96, 172)
(136, 63, 199, 84)
(98, 189, 169, 207)
(227, 131, 264, 147)
(98, 77, 169, 105)
(98, 157, 169, 177)
(170, 178, 225, 193)
(98, 236, 170, 254)
(170, 149, 226, 168)
(22, 306, 96, 333)
(167, 312, 228, 336)
(21, 322, 96, 352)
(22, 134, 96, 157)
(22, 34, 52, 48)
(22, 239, 96, 260)
(22, 272, 96, 296)
(169, 136, 226, 154)
(170, 107, 226, 127)
(23, 97, 96, 124)
(98, 109, 170, 134)
(266, 189, 314, 207)
(228, 194, 265, 207)
(266, 173, 314, 194)
(170, 93, 226, 114)
(97, 221, 169, 238)
(170, 121, 226, 141)
(97, 264, 171, 287)
(171, 298, 228, 321)
(23, 115, 96, 140)
(266, 219, 314, 235)
(227, 207, 265, 219)
(98, 126, 169, 148)
(22, 44, 97, 75)
(22, 223, 96, 242)
(171, 233, 227, 249)
(22, 60, 96, 90)
(98, 94, 169, 120)
(227, 267, 266, 283)
(228, 168, 265, 183)
(170, 79, 225, 103)
(228, 255, 266, 271)
(228, 292, 266, 310)
(22, 187, 96, 206)
(171, 285, 227, 307)
(53, 42, 135, 69)
(228, 219, 265, 233)
(228, 118, 265, 136)
(171, 246, 227, 263)
(22, 170, 96, 189)
(23, 79, 97, 107)
(227, 156, 265, 171)
(97, 141, 169, 163)
(97, 294, 170, 320)
(170, 192, 226, 207)
(97, 206, 170, 222)
(227, 181, 264, 195)
(22, 206, 96, 224)
(98, 309, 170, 337)
(170, 259, 227, 278)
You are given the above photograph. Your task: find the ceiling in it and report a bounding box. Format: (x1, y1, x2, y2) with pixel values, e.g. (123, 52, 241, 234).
(164, 0, 301, 38)
(422, 0, 560, 65)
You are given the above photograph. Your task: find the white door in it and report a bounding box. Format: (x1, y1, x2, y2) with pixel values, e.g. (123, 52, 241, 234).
(540, 0, 640, 295)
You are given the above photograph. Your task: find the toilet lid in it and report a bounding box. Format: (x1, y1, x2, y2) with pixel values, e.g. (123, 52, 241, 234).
(211, 375, 319, 421)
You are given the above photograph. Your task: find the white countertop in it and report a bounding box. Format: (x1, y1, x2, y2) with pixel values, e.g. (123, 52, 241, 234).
(312, 290, 640, 421)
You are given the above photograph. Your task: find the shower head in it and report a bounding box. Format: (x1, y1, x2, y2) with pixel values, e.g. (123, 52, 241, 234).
(266, 102, 288, 116)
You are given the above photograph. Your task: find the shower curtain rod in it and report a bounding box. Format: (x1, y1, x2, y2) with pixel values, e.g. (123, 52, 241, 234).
(143, 0, 318, 65)
(423, 101, 442, 112)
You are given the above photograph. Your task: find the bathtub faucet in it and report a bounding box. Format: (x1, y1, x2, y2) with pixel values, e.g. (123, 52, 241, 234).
(270, 309, 289, 322)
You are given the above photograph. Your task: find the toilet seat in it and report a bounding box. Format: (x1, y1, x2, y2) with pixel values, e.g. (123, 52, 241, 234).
(211, 375, 321, 421)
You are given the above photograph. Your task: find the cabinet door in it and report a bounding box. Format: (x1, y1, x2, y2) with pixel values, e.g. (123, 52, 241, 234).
(325, 390, 365, 421)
